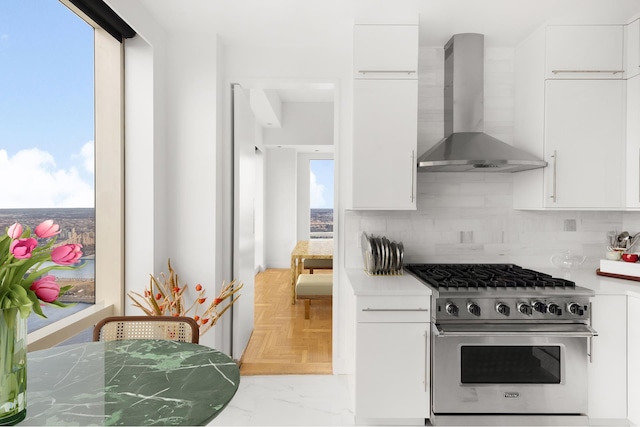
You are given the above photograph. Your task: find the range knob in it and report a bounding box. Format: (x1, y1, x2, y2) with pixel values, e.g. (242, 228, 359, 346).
(567, 302, 584, 316)
(517, 302, 532, 316)
(467, 302, 481, 317)
(547, 303, 562, 316)
(496, 302, 510, 316)
(445, 302, 459, 317)
(533, 301, 547, 313)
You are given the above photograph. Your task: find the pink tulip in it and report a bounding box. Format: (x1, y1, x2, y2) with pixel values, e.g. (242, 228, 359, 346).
(30, 275, 61, 303)
(7, 222, 23, 239)
(51, 244, 83, 265)
(10, 238, 38, 259)
(35, 220, 60, 238)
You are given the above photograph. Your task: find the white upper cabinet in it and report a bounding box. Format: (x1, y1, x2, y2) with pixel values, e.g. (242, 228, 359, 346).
(545, 25, 624, 79)
(626, 75, 640, 208)
(352, 20, 418, 210)
(352, 79, 418, 210)
(626, 19, 640, 79)
(353, 24, 419, 79)
(544, 80, 625, 208)
(514, 24, 631, 210)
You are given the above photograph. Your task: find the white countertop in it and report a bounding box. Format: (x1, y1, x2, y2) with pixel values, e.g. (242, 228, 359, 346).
(563, 268, 640, 299)
(347, 266, 640, 299)
(346, 268, 432, 296)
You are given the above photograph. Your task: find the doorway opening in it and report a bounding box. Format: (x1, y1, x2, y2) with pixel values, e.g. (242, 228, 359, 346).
(232, 81, 336, 375)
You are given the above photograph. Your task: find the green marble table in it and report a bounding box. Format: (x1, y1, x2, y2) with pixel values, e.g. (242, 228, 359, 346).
(21, 339, 240, 426)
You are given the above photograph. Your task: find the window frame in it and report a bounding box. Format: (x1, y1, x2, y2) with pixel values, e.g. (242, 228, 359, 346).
(27, 3, 124, 350)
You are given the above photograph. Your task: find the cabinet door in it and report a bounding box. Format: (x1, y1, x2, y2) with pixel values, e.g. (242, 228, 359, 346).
(354, 24, 418, 79)
(627, 76, 640, 208)
(544, 80, 625, 208)
(546, 25, 624, 79)
(626, 19, 640, 79)
(629, 296, 640, 425)
(588, 295, 627, 419)
(356, 322, 429, 420)
(353, 79, 417, 210)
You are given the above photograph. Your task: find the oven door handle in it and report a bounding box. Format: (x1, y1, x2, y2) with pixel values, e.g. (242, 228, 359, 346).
(432, 323, 598, 338)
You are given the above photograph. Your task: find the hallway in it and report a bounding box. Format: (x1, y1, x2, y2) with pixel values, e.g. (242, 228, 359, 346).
(239, 268, 332, 375)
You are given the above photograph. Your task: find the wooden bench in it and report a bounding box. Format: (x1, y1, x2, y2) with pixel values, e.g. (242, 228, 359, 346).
(295, 273, 333, 319)
(303, 258, 333, 274)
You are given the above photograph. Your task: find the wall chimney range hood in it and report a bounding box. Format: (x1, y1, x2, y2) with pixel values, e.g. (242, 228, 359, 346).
(417, 33, 547, 172)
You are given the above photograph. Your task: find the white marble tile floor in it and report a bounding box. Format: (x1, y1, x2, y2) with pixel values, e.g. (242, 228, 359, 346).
(209, 374, 355, 426)
(208, 374, 631, 427)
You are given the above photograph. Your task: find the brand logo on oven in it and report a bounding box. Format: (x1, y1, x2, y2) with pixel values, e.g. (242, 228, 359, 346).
(504, 392, 520, 399)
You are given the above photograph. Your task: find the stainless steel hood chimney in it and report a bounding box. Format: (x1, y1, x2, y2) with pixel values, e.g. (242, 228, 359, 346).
(417, 33, 547, 172)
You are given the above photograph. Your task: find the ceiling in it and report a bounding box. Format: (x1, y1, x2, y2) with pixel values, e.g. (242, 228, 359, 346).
(130, 0, 640, 106)
(136, 0, 640, 49)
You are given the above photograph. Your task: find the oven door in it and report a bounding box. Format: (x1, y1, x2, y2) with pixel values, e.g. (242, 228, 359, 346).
(432, 323, 597, 415)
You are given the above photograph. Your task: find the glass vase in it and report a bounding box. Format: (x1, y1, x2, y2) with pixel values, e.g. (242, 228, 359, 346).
(0, 308, 27, 426)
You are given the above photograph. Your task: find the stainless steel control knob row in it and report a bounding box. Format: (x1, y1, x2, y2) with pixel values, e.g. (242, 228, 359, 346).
(495, 302, 510, 316)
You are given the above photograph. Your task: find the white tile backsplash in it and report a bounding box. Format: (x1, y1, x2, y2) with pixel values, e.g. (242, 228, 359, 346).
(346, 174, 640, 271)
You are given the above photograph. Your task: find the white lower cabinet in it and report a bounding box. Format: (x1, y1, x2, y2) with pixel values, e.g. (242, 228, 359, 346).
(588, 295, 627, 419)
(628, 296, 640, 425)
(355, 295, 429, 425)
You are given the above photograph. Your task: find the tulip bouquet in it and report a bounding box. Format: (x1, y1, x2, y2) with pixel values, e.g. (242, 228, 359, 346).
(0, 220, 84, 318)
(0, 220, 84, 424)
(127, 259, 243, 336)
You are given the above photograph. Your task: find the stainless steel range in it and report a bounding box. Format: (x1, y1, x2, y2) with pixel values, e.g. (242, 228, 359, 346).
(404, 263, 597, 426)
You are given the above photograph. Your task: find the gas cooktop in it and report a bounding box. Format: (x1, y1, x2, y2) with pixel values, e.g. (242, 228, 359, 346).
(404, 263, 575, 290)
(404, 263, 595, 321)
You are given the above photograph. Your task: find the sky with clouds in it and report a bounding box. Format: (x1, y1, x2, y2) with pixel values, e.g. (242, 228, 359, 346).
(310, 159, 334, 209)
(0, 0, 94, 208)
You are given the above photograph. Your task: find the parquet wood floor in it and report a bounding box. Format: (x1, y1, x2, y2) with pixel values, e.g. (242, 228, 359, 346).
(239, 268, 332, 375)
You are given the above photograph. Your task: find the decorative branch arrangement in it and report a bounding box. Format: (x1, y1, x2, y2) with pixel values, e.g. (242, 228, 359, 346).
(127, 259, 242, 335)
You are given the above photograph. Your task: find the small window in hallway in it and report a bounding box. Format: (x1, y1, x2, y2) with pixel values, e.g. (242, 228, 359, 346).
(309, 159, 333, 239)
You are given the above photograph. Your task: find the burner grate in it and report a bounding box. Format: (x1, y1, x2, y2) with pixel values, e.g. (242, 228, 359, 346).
(404, 263, 575, 289)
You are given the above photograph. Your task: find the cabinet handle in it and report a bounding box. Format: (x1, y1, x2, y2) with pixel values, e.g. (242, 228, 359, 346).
(362, 308, 429, 312)
(551, 70, 624, 75)
(410, 150, 415, 203)
(358, 70, 417, 75)
(424, 330, 428, 392)
(588, 301, 593, 363)
(550, 150, 557, 203)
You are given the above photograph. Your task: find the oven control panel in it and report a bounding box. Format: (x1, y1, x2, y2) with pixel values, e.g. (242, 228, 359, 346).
(435, 297, 590, 321)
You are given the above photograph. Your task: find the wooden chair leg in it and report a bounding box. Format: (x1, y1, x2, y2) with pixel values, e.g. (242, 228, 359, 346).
(304, 299, 310, 319)
(309, 268, 314, 274)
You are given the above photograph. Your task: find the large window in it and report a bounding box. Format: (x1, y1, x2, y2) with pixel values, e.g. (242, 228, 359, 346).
(309, 159, 333, 239)
(0, 1, 95, 333)
(1, 0, 124, 349)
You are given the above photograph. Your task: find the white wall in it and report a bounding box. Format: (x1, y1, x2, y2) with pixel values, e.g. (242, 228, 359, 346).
(264, 147, 298, 267)
(264, 102, 334, 147)
(106, 0, 227, 351)
(107, 0, 171, 308)
(255, 147, 265, 272)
